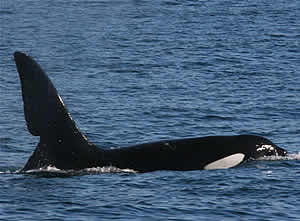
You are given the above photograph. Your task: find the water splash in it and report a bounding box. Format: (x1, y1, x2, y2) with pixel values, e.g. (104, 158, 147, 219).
(22, 165, 137, 176)
(257, 151, 300, 161)
(25, 165, 67, 174)
(286, 151, 300, 160)
(0, 168, 21, 174)
(84, 166, 137, 174)
(1, 152, 299, 175)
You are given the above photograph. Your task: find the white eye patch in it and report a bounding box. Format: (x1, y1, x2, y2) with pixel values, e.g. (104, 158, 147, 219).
(204, 153, 245, 170)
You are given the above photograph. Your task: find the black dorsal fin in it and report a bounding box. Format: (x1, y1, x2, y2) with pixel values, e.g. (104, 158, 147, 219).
(14, 51, 87, 141)
(14, 52, 106, 171)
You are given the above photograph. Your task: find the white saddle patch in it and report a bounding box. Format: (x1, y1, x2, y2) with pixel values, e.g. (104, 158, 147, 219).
(204, 153, 245, 170)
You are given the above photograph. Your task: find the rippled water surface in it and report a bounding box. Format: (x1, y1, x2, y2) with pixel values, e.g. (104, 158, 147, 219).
(1, 0, 300, 220)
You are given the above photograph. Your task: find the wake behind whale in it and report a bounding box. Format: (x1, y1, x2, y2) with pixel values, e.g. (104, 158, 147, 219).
(13, 52, 288, 173)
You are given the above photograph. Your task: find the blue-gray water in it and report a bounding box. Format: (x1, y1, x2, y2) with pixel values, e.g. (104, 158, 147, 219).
(1, 0, 300, 220)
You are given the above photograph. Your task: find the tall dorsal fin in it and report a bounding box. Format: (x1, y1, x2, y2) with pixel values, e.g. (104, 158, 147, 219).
(14, 51, 87, 141)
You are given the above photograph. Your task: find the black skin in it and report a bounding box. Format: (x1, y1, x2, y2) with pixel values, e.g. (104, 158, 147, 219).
(14, 52, 287, 172)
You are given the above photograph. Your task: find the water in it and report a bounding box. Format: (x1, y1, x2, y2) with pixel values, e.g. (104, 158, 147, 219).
(1, 0, 300, 220)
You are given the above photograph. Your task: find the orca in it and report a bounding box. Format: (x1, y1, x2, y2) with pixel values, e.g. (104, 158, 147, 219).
(13, 51, 287, 172)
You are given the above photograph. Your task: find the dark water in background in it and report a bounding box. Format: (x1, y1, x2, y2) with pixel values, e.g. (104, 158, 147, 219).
(1, 0, 300, 220)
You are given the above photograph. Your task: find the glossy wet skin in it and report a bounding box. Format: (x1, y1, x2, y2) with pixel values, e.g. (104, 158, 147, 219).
(14, 52, 288, 172)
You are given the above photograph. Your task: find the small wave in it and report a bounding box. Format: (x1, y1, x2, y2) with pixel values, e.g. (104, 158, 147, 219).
(203, 115, 234, 121)
(0, 10, 14, 15)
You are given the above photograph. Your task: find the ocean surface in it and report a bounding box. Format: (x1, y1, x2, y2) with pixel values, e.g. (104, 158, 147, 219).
(1, 0, 300, 220)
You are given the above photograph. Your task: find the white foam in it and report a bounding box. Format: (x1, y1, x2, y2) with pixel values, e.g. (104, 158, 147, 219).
(263, 170, 273, 174)
(204, 153, 245, 170)
(287, 151, 300, 160)
(25, 165, 67, 174)
(0, 169, 21, 174)
(84, 166, 136, 173)
(24, 165, 136, 174)
(257, 151, 300, 161)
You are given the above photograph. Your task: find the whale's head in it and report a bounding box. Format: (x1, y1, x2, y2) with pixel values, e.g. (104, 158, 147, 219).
(255, 143, 287, 157)
(236, 135, 288, 159)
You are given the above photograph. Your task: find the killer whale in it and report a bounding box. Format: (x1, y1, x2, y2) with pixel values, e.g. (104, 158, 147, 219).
(13, 51, 287, 172)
